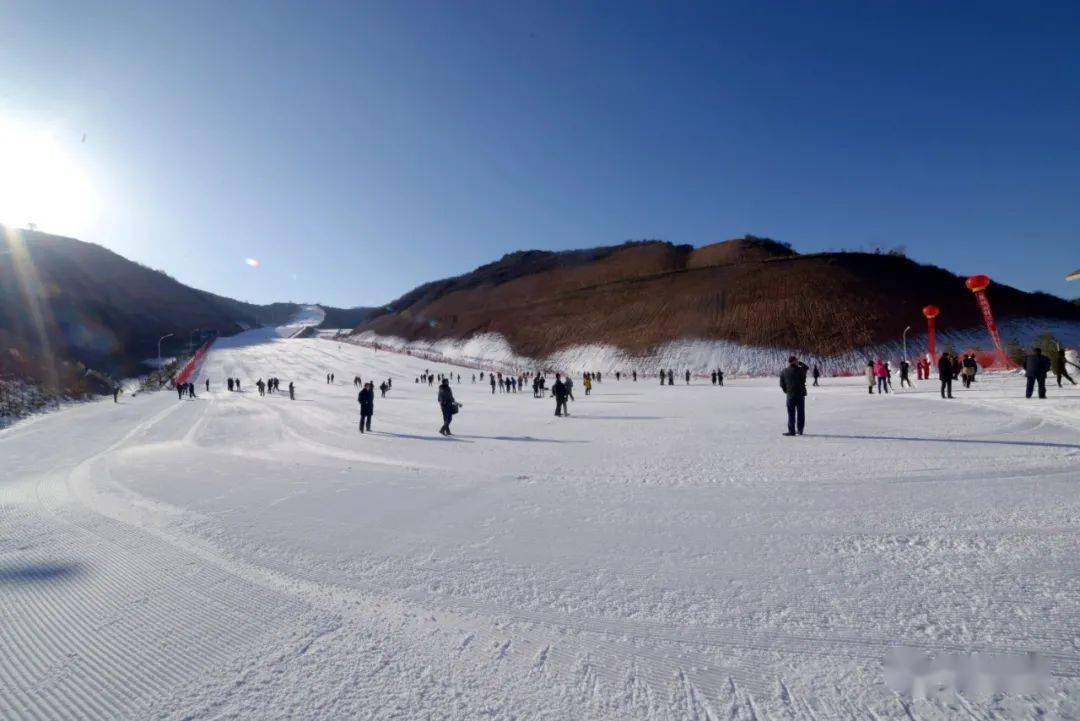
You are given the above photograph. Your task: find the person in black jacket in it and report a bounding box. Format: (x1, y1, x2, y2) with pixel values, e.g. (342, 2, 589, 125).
(552, 374, 570, 417)
(779, 356, 808, 436)
(437, 379, 457, 435)
(937, 353, 954, 399)
(1024, 347, 1052, 399)
(358, 382, 374, 432)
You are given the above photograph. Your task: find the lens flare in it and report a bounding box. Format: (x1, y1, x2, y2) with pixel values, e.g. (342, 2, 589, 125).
(0, 118, 99, 237)
(244, 258, 260, 268)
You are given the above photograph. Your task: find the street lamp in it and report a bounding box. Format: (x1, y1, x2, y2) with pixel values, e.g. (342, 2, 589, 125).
(902, 326, 912, 362)
(157, 333, 174, 368)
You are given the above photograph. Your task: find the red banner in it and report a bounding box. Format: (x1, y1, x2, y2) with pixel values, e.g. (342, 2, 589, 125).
(926, 317, 936, 360)
(176, 338, 215, 386)
(974, 291, 1009, 367)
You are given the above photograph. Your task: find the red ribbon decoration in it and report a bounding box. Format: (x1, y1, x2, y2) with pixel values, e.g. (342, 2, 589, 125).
(973, 291, 1008, 367)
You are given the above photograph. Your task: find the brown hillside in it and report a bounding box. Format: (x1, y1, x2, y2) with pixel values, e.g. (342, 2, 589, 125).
(354, 237, 1080, 357)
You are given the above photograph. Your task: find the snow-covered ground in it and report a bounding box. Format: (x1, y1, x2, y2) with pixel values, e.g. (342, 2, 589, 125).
(2, 327, 1079, 720)
(351, 316, 1080, 376)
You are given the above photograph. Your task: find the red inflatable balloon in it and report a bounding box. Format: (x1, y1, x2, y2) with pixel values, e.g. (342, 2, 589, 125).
(965, 275, 990, 293)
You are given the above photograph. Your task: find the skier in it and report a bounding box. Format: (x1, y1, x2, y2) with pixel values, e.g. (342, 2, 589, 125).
(331, 373, 335, 383)
(565, 376, 575, 402)
(711, 371, 717, 385)
(289, 381, 295, 400)
(667, 369, 674, 386)
(615, 371, 621, 381)
(490, 374, 497, 394)
(227, 378, 233, 392)
(632, 370, 637, 382)
(1052, 347, 1076, 387)
(358, 382, 374, 433)
(865, 361, 875, 394)
(113, 386, 121, 403)
(177, 382, 184, 400)
(899, 360, 911, 388)
(379, 381, 388, 398)
(583, 373, 592, 396)
(812, 365, 821, 386)
(717, 370, 724, 386)
(437, 378, 458, 436)
(257, 378, 266, 396)
(205, 378, 210, 393)
(874, 359, 888, 394)
(235, 378, 241, 392)
(1024, 347, 1051, 399)
(188, 382, 196, 399)
(938, 353, 954, 399)
(552, 374, 570, 417)
(779, 356, 809, 436)
(961, 354, 977, 388)
(685, 370, 691, 385)
(659, 368, 665, 385)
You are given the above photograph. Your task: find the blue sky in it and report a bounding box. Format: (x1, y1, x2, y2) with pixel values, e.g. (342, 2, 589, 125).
(2, 1, 1078, 306)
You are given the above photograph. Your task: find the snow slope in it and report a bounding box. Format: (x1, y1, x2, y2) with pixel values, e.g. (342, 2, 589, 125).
(2, 326, 1079, 719)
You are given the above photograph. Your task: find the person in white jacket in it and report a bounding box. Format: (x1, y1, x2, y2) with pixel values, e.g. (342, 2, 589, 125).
(865, 361, 875, 395)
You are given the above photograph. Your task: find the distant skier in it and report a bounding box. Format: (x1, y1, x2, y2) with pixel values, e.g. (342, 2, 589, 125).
(379, 381, 388, 398)
(899, 360, 911, 388)
(811, 364, 820, 387)
(1024, 347, 1051, 399)
(177, 383, 184, 400)
(659, 368, 665, 385)
(938, 353, 954, 399)
(113, 386, 121, 403)
(873, 359, 888, 394)
(490, 374, 497, 394)
(583, 373, 592, 396)
(552, 374, 570, 417)
(358, 382, 374, 433)
(667, 369, 674, 386)
(235, 378, 241, 392)
(437, 378, 458, 436)
(289, 381, 295, 400)
(632, 370, 637, 382)
(961, 354, 977, 388)
(779, 356, 809, 436)
(1052, 347, 1076, 387)
(865, 361, 875, 395)
(717, 370, 724, 386)
(685, 370, 691, 385)
(205, 378, 210, 393)
(257, 378, 266, 396)
(711, 371, 717, 385)
(228, 378, 234, 392)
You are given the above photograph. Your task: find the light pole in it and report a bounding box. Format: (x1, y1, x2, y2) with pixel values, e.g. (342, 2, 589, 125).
(902, 326, 912, 361)
(157, 333, 174, 368)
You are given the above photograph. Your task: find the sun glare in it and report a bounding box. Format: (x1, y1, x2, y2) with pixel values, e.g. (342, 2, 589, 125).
(0, 118, 99, 237)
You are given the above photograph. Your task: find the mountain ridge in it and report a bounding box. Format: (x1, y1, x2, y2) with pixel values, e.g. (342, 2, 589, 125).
(0, 227, 377, 391)
(351, 236, 1080, 359)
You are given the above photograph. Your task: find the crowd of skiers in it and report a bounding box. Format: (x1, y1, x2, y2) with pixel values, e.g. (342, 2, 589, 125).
(166, 341, 1075, 440)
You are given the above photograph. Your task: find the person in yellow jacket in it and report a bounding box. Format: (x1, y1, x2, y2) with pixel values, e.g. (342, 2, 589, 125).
(583, 373, 593, 396)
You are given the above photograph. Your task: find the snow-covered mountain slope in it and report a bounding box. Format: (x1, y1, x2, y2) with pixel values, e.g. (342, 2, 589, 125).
(2, 328, 1078, 719)
(351, 316, 1080, 376)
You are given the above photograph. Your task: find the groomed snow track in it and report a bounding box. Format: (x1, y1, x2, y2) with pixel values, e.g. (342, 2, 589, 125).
(2, 328, 1079, 719)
